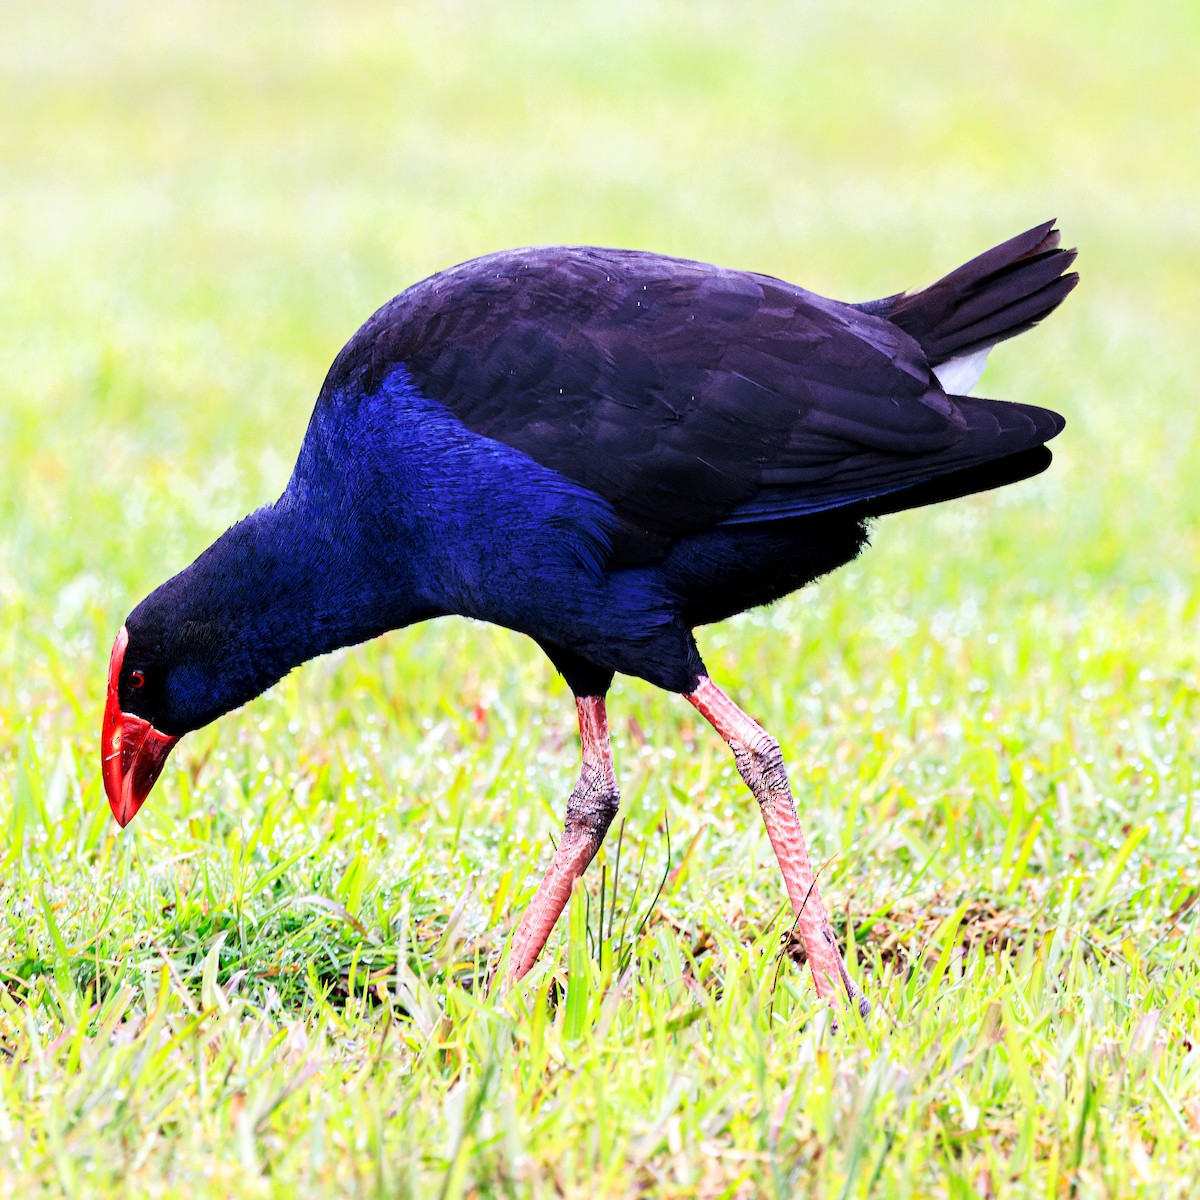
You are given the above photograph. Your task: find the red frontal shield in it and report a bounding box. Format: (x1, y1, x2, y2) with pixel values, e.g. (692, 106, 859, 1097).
(102, 626, 179, 827)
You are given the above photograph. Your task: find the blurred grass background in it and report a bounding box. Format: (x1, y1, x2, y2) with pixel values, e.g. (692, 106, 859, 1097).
(2, 1, 1199, 1196)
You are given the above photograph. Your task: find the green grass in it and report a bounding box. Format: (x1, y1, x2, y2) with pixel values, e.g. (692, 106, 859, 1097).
(3, 1, 1200, 1195)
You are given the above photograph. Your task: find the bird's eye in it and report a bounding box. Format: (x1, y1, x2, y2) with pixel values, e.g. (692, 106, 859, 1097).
(130, 670, 145, 689)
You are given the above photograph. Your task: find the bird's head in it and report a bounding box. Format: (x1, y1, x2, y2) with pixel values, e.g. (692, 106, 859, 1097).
(101, 589, 245, 827)
(101, 514, 304, 828)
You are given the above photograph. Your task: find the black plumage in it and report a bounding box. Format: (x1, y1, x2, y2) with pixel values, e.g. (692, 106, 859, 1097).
(322, 220, 1072, 551)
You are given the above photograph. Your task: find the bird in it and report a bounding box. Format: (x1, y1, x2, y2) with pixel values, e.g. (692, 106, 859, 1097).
(102, 220, 1077, 1014)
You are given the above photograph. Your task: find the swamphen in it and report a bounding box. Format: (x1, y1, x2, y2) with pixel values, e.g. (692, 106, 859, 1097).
(103, 221, 1076, 1013)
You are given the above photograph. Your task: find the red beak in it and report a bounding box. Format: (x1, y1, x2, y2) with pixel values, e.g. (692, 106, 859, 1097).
(102, 626, 180, 828)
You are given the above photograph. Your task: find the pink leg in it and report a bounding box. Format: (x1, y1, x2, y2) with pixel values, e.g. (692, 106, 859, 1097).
(687, 676, 867, 1016)
(497, 696, 619, 991)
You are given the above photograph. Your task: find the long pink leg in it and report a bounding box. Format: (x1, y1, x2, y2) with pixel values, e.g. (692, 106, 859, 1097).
(687, 676, 867, 1016)
(497, 696, 619, 991)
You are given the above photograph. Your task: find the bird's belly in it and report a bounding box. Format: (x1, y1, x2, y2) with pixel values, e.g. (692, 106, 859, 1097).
(661, 513, 870, 627)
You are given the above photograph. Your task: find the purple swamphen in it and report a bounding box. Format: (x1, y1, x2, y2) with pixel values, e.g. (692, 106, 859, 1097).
(103, 222, 1076, 1013)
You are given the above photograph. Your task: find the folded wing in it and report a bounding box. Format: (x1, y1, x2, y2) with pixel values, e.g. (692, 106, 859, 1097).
(321, 241, 1065, 553)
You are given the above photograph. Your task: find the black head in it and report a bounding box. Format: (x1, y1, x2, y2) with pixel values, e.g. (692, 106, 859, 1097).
(102, 569, 292, 828)
(101, 507, 313, 827)
(118, 578, 264, 738)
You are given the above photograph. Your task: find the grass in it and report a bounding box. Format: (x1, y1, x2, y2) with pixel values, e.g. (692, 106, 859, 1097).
(2, 0, 1200, 1194)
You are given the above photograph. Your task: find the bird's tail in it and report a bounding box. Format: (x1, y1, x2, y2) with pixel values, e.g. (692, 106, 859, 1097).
(860, 221, 1079, 388)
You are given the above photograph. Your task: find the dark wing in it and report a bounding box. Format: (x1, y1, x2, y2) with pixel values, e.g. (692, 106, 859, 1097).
(321, 246, 1058, 546)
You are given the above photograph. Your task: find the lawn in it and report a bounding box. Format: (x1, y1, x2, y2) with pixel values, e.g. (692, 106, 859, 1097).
(2, 1, 1199, 1195)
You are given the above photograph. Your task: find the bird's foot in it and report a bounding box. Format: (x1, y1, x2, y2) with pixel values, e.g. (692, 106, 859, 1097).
(824, 925, 870, 1021)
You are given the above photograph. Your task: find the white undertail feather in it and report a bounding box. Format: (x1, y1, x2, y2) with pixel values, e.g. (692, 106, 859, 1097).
(932, 346, 992, 395)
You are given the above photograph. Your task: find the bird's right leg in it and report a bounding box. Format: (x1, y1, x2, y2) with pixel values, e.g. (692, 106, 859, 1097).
(687, 675, 868, 1017)
(496, 695, 619, 991)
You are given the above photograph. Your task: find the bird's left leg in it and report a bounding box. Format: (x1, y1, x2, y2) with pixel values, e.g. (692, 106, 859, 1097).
(687, 675, 868, 1016)
(499, 695, 619, 990)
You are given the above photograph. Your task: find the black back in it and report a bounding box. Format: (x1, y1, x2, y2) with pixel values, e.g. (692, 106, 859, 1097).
(320, 241, 1066, 552)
